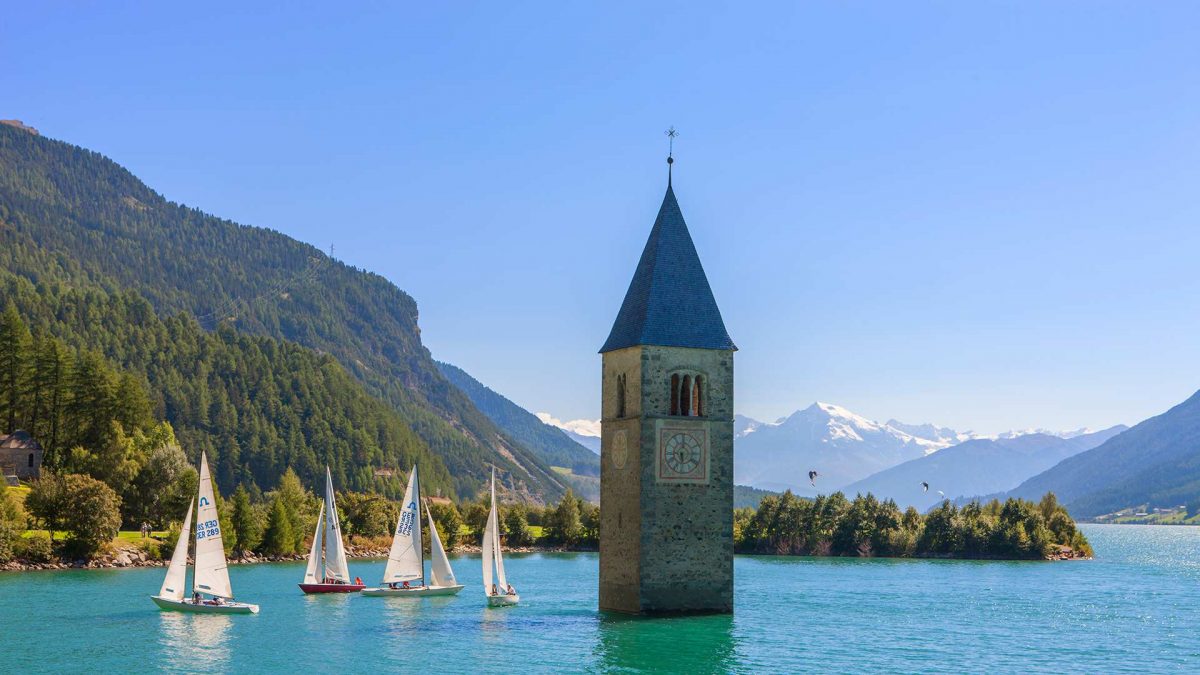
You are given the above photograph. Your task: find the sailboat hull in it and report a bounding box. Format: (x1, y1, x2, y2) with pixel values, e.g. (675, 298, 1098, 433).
(361, 584, 466, 597)
(150, 595, 260, 614)
(298, 582, 366, 594)
(487, 593, 520, 607)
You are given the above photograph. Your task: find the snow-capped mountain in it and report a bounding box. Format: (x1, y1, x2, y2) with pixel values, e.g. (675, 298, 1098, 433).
(884, 419, 978, 447)
(540, 402, 1101, 489)
(734, 403, 952, 494)
(536, 413, 601, 453)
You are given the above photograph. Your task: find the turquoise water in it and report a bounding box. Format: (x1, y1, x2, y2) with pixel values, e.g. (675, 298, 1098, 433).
(2, 525, 1198, 673)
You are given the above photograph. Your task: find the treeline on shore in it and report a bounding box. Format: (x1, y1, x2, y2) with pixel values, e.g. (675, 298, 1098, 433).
(0, 465, 600, 565)
(735, 490, 1092, 559)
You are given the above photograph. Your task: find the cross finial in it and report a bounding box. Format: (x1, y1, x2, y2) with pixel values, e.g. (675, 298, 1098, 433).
(665, 126, 678, 185)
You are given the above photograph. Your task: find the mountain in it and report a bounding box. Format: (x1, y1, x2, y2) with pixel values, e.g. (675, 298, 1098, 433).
(734, 402, 952, 495)
(843, 426, 1127, 510)
(884, 419, 971, 446)
(733, 484, 778, 510)
(734, 414, 763, 438)
(436, 362, 599, 476)
(0, 123, 569, 501)
(535, 413, 601, 453)
(0, 281, 455, 499)
(1004, 390, 1200, 518)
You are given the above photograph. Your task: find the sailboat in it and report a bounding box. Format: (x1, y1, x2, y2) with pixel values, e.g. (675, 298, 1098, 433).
(362, 465, 464, 597)
(298, 467, 365, 593)
(483, 468, 519, 607)
(150, 451, 260, 614)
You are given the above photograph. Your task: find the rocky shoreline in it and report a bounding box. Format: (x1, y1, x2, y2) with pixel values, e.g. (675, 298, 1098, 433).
(0, 542, 596, 572)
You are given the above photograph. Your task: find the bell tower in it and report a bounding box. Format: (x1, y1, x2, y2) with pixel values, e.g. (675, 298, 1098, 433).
(598, 151, 736, 615)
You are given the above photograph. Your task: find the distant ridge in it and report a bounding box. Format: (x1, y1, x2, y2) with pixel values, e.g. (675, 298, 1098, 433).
(844, 426, 1127, 510)
(436, 362, 599, 476)
(1004, 389, 1200, 518)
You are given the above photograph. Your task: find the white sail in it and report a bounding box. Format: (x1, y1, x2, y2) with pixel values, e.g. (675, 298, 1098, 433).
(303, 502, 325, 584)
(158, 498, 194, 601)
(381, 466, 424, 584)
(425, 499, 456, 587)
(193, 452, 234, 599)
(481, 491, 495, 595)
(322, 468, 350, 582)
(491, 471, 508, 590)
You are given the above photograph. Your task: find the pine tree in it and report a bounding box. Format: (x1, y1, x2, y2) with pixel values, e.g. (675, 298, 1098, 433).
(231, 486, 263, 555)
(262, 495, 296, 556)
(547, 489, 582, 546)
(0, 303, 31, 432)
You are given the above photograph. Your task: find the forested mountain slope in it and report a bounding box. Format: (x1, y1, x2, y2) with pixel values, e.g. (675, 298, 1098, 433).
(1, 272, 453, 498)
(0, 123, 566, 501)
(437, 362, 599, 475)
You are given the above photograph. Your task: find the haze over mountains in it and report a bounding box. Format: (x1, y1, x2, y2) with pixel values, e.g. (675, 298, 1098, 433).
(845, 426, 1127, 511)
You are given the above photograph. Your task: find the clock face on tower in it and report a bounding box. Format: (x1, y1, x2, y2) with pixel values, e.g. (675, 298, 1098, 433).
(664, 433, 702, 473)
(657, 426, 708, 483)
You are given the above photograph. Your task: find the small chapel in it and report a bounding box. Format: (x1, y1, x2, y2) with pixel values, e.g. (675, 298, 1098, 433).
(598, 150, 736, 615)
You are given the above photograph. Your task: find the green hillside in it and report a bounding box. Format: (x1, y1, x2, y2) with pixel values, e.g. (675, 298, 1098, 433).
(0, 123, 567, 501)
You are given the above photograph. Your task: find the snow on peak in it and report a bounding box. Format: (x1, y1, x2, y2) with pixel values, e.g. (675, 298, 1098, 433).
(536, 412, 601, 438)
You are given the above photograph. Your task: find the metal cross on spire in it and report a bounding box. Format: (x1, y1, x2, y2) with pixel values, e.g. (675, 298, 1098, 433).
(665, 126, 678, 184)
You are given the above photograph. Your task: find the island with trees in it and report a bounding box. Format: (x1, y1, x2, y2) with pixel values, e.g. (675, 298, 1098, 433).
(735, 490, 1091, 560)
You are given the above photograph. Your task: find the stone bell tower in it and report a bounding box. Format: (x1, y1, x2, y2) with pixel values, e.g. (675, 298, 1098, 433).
(598, 154, 736, 615)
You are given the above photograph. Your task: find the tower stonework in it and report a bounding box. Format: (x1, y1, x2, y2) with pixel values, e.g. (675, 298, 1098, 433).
(599, 181, 736, 615)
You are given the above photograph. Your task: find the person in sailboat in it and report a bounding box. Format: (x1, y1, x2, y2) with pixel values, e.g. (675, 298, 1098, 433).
(193, 591, 201, 605)
(506, 584, 516, 596)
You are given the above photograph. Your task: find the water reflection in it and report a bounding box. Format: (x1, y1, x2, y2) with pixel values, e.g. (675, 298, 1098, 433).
(157, 611, 232, 672)
(596, 612, 737, 673)
(301, 590, 353, 625)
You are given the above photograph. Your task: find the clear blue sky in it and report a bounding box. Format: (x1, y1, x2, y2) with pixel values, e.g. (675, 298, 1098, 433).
(4, 2, 1199, 433)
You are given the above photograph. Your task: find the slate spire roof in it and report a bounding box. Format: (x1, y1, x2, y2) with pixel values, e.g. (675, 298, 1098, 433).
(600, 182, 736, 353)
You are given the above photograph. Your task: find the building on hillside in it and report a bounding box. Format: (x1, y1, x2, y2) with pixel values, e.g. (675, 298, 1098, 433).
(598, 149, 737, 615)
(1, 430, 43, 484)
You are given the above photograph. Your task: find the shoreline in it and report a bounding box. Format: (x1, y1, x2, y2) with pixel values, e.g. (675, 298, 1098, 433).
(1, 543, 1084, 573)
(0, 542, 599, 573)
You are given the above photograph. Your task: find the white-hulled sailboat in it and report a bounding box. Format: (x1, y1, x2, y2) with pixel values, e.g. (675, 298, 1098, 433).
(151, 452, 260, 614)
(362, 465, 464, 597)
(299, 467, 365, 593)
(483, 468, 519, 607)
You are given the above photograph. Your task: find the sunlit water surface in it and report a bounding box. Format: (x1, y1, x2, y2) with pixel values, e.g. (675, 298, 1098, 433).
(2, 525, 1197, 673)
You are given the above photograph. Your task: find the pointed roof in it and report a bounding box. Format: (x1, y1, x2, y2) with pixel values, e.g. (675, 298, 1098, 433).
(600, 184, 736, 353)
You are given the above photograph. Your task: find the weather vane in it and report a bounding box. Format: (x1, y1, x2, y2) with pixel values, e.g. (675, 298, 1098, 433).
(665, 126, 678, 183)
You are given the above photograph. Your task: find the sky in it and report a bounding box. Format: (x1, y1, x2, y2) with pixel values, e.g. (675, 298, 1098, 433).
(3, 2, 1199, 434)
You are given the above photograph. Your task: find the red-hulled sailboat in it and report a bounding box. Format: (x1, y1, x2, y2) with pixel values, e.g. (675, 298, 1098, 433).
(298, 467, 365, 594)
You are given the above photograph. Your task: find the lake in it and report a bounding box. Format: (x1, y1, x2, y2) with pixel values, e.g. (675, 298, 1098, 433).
(2, 524, 1197, 673)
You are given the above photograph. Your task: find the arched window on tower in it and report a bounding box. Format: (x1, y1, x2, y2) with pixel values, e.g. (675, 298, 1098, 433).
(616, 373, 627, 418)
(692, 376, 703, 417)
(670, 374, 680, 415)
(680, 375, 692, 416)
(28, 453, 34, 468)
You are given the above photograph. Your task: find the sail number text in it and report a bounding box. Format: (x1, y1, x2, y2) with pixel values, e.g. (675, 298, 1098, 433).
(196, 519, 221, 540)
